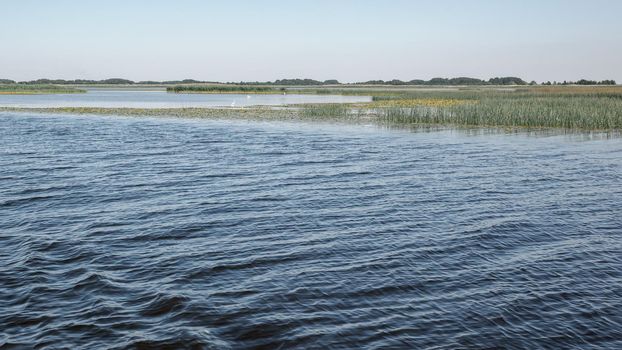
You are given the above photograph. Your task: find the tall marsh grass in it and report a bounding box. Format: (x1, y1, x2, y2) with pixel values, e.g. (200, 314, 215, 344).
(0, 84, 85, 94)
(299, 104, 351, 118)
(292, 86, 622, 130)
(380, 95, 622, 130)
(167, 85, 281, 93)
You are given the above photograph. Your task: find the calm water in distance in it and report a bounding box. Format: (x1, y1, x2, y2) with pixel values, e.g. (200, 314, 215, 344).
(1, 112, 621, 349)
(0, 89, 371, 108)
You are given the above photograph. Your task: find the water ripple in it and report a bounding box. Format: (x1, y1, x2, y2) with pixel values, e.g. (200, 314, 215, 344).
(1, 113, 622, 349)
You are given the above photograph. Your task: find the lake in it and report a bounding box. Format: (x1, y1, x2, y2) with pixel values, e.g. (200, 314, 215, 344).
(0, 89, 371, 108)
(1, 112, 621, 349)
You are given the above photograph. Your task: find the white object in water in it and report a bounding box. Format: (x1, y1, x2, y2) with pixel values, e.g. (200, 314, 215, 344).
(231, 100, 236, 107)
(246, 95, 251, 99)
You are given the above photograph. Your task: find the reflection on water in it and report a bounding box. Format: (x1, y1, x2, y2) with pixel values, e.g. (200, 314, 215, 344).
(1, 113, 621, 349)
(0, 89, 371, 108)
(380, 123, 622, 141)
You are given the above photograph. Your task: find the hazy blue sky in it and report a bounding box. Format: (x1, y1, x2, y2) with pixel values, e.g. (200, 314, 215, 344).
(2, 0, 621, 82)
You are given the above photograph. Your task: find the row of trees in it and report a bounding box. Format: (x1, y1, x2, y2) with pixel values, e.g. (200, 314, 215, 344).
(227, 79, 340, 85)
(357, 77, 528, 86)
(0, 77, 617, 86)
(1, 78, 339, 85)
(0, 78, 219, 85)
(0, 78, 136, 85)
(542, 80, 616, 85)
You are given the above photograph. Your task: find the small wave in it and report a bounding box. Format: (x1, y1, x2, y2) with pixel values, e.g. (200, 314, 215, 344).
(1, 113, 621, 349)
(0, 194, 58, 208)
(138, 294, 190, 317)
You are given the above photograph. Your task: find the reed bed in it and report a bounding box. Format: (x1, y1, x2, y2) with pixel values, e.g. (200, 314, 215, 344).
(167, 85, 280, 93)
(371, 90, 483, 101)
(167, 85, 356, 95)
(298, 104, 351, 118)
(0, 84, 85, 94)
(379, 95, 622, 130)
(316, 85, 622, 130)
(370, 98, 475, 108)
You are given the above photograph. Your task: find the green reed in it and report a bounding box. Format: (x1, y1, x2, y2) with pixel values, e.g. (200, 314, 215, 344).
(0, 84, 85, 94)
(167, 85, 281, 93)
(380, 95, 622, 130)
(298, 104, 352, 118)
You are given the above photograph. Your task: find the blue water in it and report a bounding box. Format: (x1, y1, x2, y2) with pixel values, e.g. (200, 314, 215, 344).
(0, 89, 371, 108)
(1, 112, 621, 349)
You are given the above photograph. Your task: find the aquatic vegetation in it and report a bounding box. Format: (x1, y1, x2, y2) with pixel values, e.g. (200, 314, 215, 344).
(371, 90, 483, 101)
(369, 98, 475, 108)
(318, 85, 622, 130)
(383, 99, 622, 129)
(167, 85, 282, 94)
(375, 87, 622, 130)
(4, 85, 622, 130)
(166, 85, 359, 95)
(0, 84, 85, 94)
(298, 104, 350, 118)
(0, 106, 291, 119)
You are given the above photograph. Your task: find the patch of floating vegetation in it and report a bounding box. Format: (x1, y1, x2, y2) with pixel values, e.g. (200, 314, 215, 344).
(0, 106, 290, 119)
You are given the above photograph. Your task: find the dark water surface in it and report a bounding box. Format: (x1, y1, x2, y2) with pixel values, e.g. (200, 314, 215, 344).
(1, 113, 621, 349)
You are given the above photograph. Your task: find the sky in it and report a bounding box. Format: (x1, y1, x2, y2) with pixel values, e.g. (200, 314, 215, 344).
(1, 0, 621, 83)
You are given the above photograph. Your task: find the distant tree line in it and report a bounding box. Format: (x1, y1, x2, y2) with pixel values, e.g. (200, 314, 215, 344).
(542, 79, 616, 86)
(357, 77, 529, 85)
(0, 77, 617, 86)
(0, 78, 335, 85)
(275, 78, 339, 85)
(18, 78, 136, 85)
(0, 78, 219, 85)
(231, 79, 340, 85)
